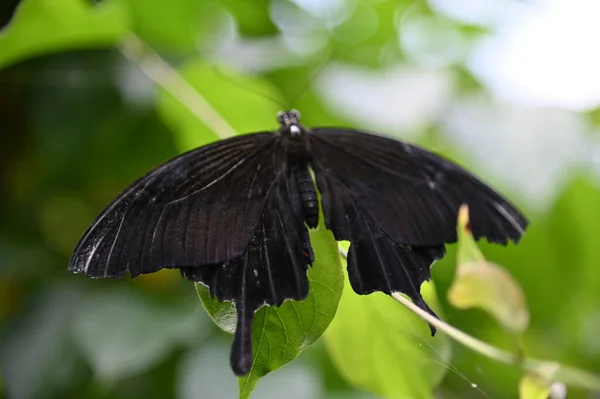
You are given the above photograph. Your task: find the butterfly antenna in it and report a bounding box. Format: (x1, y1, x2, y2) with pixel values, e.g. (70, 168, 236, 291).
(212, 66, 288, 110)
(289, 50, 339, 107)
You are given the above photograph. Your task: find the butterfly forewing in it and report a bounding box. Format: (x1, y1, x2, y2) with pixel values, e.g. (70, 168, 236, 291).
(69, 132, 279, 279)
(309, 128, 527, 247)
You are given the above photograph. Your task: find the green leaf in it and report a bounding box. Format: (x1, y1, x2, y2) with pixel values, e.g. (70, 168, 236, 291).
(549, 179, 600, 324)
(324, 248, 451, 399)
(456, 205, 485, 265)
(156, 61, 284, 150)
(118, 0, 205, 52)
(519, 364, 558, 399)
(449, 205, 530, 334)
(196, 222, 344, 399)
(519, 375, 551, 399)
(218, 0, 278, 36)
(0, 0, 129, 70)
(448, 260, 530, 334)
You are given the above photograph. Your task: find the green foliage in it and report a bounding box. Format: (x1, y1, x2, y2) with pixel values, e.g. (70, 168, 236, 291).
(218, 0, 277, 36)
(445, 207, 600, 397)
(73, 287, 206, 384)
(325, 252, 451, 399)
(2, 1, 600, 398)
(156, 61, 284, 148)
(448, 260, 530, 334)
(449, 206, 529, 334)
(0, 0, 128, 69)
(519, 372, 553, 399)
(117, 0, 205, 52)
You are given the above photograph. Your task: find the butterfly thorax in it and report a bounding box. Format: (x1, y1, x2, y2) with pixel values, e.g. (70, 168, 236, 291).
(277, 109, 312, 162)
(277, 109, 306, 137)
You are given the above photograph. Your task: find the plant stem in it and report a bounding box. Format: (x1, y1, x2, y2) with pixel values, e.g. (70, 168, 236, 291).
(390, 292, 519, 364)
(338, 246, 600, 391)
(119, 34, 237, 139)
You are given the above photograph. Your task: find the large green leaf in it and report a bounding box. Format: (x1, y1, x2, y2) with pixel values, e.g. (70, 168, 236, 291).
(324, 246, 451, 399)
(197, 222, 344, 399)
(544, 178, 600, 359)
(0, 0, 128, 70)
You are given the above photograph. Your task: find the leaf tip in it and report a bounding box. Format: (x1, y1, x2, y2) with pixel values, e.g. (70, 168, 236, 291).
(458, 204, 471, 233)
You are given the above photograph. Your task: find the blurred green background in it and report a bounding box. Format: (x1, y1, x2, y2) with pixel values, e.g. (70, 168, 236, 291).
(2, 0, 600, 398)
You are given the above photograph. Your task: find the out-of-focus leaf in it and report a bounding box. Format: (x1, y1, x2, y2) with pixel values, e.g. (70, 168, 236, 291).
(519, 374, 551, 399)
(0, 0, 128, 69)
(448, 260, 530, 334)
(548, 180, 600, 341)
(119, 0, 204, 52)
(178, 341, 322, 399)
(449, 205, 529, 334)
(219, 0, 277, 36)
(332, 5, 379, 45)
(72, 287, 207, 384)
(156, 61, 284, 150)
(0, 284, 84, 399)
(39, 196, 92, 257)
(177, 342, 238, 399)
(519, 364, 558, 399)
(197, 215, 344, 399)
(324, 244, 451, 399)
(331, 0, 410, 67)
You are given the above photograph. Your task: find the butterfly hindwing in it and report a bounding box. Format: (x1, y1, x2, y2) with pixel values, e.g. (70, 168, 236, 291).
(181, 161, 314, 375)
(69, 133, 279, 279)
(308, 167, 445, 328)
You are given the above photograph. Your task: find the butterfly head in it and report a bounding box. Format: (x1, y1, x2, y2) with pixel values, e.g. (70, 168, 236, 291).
(277, 109, 304, 136)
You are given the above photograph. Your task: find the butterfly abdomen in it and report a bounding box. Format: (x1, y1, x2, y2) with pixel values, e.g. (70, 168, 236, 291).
(294, 166, 319, 228)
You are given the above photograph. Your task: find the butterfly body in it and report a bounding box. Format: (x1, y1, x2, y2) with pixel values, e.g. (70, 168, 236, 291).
(294, 165, 319, 228)
(69, 110, 527, 375)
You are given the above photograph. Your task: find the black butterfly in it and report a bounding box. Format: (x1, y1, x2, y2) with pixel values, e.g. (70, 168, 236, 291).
(69, 110, 527, 376)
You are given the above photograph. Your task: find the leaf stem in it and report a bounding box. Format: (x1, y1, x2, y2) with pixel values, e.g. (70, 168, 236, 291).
(337, 246, 600, 392)
(119, 34, 237, 139)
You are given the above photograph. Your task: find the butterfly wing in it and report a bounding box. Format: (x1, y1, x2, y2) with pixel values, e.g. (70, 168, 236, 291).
(343, 192, 446, 333)
(69, 132, 280, 279)
(181, 162, 314, 375)
(311, 164, 446, 329)
(309, 128, 527, 328)
(309, 128, 527, 247)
